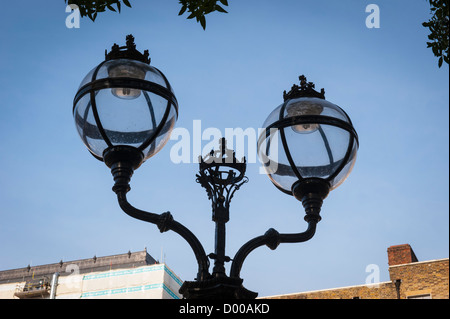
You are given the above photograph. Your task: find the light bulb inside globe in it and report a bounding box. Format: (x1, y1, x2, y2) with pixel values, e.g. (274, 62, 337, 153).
(286, 100, 324, 134)
(108, 63, 146, 100)
(112, 87, 141, 100)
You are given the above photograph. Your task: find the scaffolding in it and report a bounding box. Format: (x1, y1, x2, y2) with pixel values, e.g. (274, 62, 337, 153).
(14, 277, 51, 299)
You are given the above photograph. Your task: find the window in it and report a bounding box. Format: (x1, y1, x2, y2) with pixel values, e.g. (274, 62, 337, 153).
(407, 294, 432, 299)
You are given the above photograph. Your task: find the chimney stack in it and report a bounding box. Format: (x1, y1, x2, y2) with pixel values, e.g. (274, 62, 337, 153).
(387, 244, 418, 266)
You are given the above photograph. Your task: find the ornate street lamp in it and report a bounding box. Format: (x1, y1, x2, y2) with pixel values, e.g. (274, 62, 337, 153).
(257, 75, 359, 218)
(72, 35, 358, 299)
(73, 34, 178, 167)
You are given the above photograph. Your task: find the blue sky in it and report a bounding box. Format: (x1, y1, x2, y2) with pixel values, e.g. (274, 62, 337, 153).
(0, 0, 448, 297)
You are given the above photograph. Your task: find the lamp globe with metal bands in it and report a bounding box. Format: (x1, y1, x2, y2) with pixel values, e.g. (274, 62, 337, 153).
(73, 34, 178, 169)
(258, 75, 359, 217)
(72, 36, 358, 299)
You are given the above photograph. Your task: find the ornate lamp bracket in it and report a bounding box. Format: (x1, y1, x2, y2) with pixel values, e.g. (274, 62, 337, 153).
(196, 138, 248, 220)
(195, 138, 248, 277)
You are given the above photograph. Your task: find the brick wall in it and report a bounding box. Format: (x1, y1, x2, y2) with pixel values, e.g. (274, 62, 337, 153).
(389, 259, 449, 299)
(265, 282, 398, 299)
(264, 245, 449, 299)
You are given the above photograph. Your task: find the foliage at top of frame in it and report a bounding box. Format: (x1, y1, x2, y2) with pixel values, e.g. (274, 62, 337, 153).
(423, 0, 449, 67)
(64, 0, 448, 67)
(65, 0, 229, 30)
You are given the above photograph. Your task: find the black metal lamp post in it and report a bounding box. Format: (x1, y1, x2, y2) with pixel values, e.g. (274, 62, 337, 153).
(72, 35, 359, 299)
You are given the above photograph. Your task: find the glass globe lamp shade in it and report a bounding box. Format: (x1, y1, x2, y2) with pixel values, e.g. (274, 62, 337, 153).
(258, 77, 358, 195)
(73, 36, 178, 166)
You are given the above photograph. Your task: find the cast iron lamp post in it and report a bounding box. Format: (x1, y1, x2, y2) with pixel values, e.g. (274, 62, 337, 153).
(72, 35, 359, 299)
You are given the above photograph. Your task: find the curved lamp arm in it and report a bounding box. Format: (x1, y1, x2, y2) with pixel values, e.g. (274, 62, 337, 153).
(103, 146, 211, 282)
(230, 178, 328, 280)
(230, 219, 318, 279)
(113, 190, 211, 282)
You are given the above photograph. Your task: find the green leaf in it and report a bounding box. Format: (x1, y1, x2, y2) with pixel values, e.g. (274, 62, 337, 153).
(178, 5, 187, 16)
(438, 56, 443, 67)
(199, 15, 206, 29)
(215, 5, 228, 13)
(87, 11, 94, 21)
(123, 0, 131, 7)
(106, 4, 116, 12)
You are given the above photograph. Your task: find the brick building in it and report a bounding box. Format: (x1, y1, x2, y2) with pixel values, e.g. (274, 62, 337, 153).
(265, 244, 449, 299)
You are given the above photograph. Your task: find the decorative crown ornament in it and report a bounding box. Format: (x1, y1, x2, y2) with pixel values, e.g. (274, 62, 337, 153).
(198, 138, 247, 186)
(283, 75, 326, 101)
(196, 138, 248, 212)
(105, 34, 151, 64)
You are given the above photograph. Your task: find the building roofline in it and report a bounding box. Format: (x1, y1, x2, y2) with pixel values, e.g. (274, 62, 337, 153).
(388, 257, 449, 269)
(260, 281, 393, 299)
(0, 249, 157, 284)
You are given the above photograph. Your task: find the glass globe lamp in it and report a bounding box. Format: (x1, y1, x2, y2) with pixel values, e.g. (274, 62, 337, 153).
(258, 75, 358, 209)
(73, 35, 178, 170)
